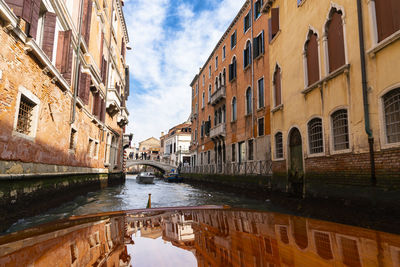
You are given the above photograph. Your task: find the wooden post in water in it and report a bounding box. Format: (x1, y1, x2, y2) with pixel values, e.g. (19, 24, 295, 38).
(146, 193, 151, 209)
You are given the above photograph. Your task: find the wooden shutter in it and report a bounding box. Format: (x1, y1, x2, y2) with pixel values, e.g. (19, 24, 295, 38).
(274, 67, 281, 106)
(306, 33, 320, 85)
(268, 18, 272, 42)
(42, 12, 57, 59)
(271, 8, 279, 38)
(56, 30, 73, 83)
(253, 36, 258, 58)
(375, 0, 400, 42)
(233, 59, 237, 78)
(82, 0, 92, 45)
(28, 0, 40, 39)
(93, 93, 101, 117)
(101, 56, 107, 84)
(99, 31, 104, 62)
(100, 99, 106, 122)
(229, 63, 233, 81)
(79, 71, 90, 105)
(125, 66, 130, 98)
(327, 11, 345, 72)
(5, 0, 24, 17)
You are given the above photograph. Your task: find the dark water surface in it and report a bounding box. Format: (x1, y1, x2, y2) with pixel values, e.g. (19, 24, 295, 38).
(6, 175, 280, 233)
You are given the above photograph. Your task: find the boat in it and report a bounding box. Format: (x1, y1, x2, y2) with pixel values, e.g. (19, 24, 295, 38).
(164, 172, 183, 183)
(136, 172, 155, 184)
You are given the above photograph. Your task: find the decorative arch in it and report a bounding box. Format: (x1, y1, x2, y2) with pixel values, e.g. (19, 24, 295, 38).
(304, 28, 320, 86)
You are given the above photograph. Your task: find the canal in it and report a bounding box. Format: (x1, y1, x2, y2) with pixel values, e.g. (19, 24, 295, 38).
(5, 175, 282, 234)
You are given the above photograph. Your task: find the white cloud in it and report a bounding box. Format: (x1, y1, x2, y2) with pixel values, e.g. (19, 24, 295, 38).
(124, 0, 245, 145)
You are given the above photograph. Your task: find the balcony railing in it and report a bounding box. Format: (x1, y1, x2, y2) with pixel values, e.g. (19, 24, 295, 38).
(210, 123, 226, 139)
(181, 160, 272, 176)
(210, 85, 226, 106)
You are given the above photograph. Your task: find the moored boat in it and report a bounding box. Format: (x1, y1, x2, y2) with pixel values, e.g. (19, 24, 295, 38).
(164, 172, 183, 183)
(136, 172, 155, 184)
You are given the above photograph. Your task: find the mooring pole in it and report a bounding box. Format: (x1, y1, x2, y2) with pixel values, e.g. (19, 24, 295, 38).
(146, 193, 151, 209)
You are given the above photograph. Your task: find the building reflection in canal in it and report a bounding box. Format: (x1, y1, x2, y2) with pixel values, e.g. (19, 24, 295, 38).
(1, 208, 400, 267)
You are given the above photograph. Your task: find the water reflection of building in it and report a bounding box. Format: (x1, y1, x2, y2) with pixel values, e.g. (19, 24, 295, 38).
(162, 212, 195, 251)
(191, 210, 400, 267)
(0, 216, 131, 267)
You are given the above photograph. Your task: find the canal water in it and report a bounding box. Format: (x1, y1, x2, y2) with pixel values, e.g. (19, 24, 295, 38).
(6, 175, 281, 233)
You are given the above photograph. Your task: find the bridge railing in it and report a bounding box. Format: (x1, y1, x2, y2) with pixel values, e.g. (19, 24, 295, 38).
(181, 160, 272, 176)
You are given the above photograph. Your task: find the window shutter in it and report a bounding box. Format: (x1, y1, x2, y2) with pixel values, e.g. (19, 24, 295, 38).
(271, 8, 279, 37)
(234, 60, 237, 78)
(82, 0, 92, 45)
(79, 71, 90, 105)
(243, 49, 246, 68)
(306, 33, 320, 85)
(28, 0, 41, 39)
(253, 37, 258, 58)
(99, 31, 104, 63)
(375, 0, 400, 42)
(261, 30, 265, 53)
(21, 0, 32, 23)
(56, 30, 73, 83)
(268, 18, 272, 43)
(229, 63, 233, 81)
(5, 0, 24, 17)
(101, 56, 107, 84)
(327, 11, 345, 72)
(42, 12, 57, 60)
(100, 99, 106, 122)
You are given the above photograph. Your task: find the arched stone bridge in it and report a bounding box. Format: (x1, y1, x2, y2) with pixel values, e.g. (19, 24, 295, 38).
(126, 160, 176, 173)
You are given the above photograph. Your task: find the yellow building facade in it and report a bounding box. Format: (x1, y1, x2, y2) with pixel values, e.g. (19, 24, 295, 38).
(262, 0, 400, 196)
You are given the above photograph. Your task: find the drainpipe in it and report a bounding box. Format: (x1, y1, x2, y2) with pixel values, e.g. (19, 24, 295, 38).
(70, 0, 85, 124)
(356, 0, 376, 186)
(250, 0, 255, 140)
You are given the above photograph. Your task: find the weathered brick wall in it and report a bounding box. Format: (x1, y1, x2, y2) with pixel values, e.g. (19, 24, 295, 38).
(0, 28, 109, 172)
(272, 160, 287, 191)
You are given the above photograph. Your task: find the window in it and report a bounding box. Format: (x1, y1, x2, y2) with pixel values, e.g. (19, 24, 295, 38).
(209, 65, 211, 78)
(374, 0, 400, 42)
(196, 84, 198, 95)
(229, 57, 237, 81)
(202, 91, 205, 108)
(215, 56, 218, 70)
(279, 226, 289, 244)
(201, 122, 204, 137)
(16, 95, 36, 135)
(258, 118, 264, 137)
(340, 237, 361, 267)
(248, 140, 254, 160)
(231, 30, 237, 49)
(202, 74, 205, 87)
(232, 144, 236, 162)
(244, 12, 251, 33)
(308, 118, 323, 154)
(275, 132, 283, 158)
(246, 87, 252, 114)
(69, 128, 77, 150)
(223, 69, 226, 85)
(232, 97, 237, 121)
(88, 139, 94, 156)
(207, 151, 211, 164)
(94, 141, 99, 158)
(243, 41, 252, 69)
(326, 9, 345, 73)
(258, 78, 264, 108)
(314, 232, 333, 260)
(254, 0, 262, 19)
(268, 8, 279, 42)
(273, 65, 282, 107)
(222, 45, 226, 60)
(383, 88, 400, 143)
(331, 109, 349, 151)
(208, 85, 212, 103)
(253, 31, 265, 59)
(305, 31, 320, 86)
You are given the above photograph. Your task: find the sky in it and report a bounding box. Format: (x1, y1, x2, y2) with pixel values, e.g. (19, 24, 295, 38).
(123, 0, 245, 145)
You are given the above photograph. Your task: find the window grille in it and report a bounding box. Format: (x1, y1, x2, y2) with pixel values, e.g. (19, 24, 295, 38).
(69, 129, 76, 150)
(314, 232, 333, 260)
(340, 237, 361, 267)
(16, 95, 36, 135)
(275, 132, 283, 158)
(248, 140, 254, 160)
(383, 88, 400, 143)
(332, 109, 349, 151)
(308, 118, 323, 154)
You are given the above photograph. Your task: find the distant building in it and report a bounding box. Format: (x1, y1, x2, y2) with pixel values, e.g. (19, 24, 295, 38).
(138, 137, 160, 160)
(160, 121, 192, 167)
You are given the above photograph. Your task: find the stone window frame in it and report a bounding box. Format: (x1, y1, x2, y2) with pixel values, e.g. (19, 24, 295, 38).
(329, 107, 352, 155)
(12, 86, 41, 141)
(378, 84, 400, 149)
(274, 131, 284, 160)
(306, 116, 325, 157)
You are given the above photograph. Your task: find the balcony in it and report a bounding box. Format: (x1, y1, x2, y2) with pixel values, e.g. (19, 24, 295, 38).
(210, 85, 226, 106)
(210, 123, 226, 139)
(106, 88, 122, 116)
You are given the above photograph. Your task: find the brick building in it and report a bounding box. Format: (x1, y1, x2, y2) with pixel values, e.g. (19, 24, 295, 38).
(189, 0, 271, 174)
(262, 0, 400, 196)
(0, 0, 130, 176)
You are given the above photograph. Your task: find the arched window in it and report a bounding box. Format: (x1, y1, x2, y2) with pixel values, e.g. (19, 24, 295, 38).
(326, 9, 345, 73)
(246, 87, 252, 114)
(275, 132, 283, 158)
(374, 0, 400, 42)
(308, 118, 323, 154)
(273, 65, 282, 107)
(202, 91, 205, 108)
(331, 109, 349, 151)
(223, 69, 226, 85)
(229, 57, 237, 81)
(383, 88, 400, 143)
(243, 40, 252, 69)
(215, 77, 218, 90)
(208, 85, 211, 102)
(305, 31, 320, 86)
(232, 97, 237, 121)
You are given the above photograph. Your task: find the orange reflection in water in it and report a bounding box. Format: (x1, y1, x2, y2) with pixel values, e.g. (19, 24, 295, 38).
(0, 208, 399, 267)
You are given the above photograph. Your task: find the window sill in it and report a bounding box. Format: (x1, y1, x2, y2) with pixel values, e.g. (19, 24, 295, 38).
(269, 30, 281, 45)
(229, 77, 237, 83)
(271, 104, 283, 113)
(12, 131, 35, 142)
(367, 29, 400, 56)
(273, 157, 285, 161)
(380, 141, 400, 150)
(302, 64, 350, 95)
(330, 148, 352, 156)
(257, 106, 266, 112)
(254, 53, 264, 61)
(306, 151, 326, 158)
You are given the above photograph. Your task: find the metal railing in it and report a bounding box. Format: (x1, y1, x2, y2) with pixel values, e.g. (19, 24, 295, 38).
(210, 85, 226, 106)
(210, 123, 226, 138)
(181, 160, 272, 176)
